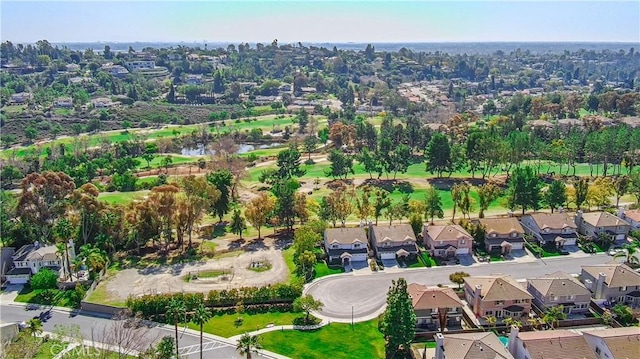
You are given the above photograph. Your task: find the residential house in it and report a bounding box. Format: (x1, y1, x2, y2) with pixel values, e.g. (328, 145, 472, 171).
(422, 224, 473, 258)
(185, 74, 203, 85)
(324, 227, 369, 267)
(580, 263, 640, 307)
(92, 97, 117, 109)
(464, 274, 533, 323)
(408, 283, 464, 330)
(582, 327, 640, 359)
(368, 224, 418, 260)
(9, 92, 31, 104)
(101, 64, 129, 78)
(65, 63, 81, 73)
(520, 212, 578, 247)
(527, 271, 592, 314)
(55, 97, 74, 108)
(124, 60, 155, 72)
(575, 211, 630, 242)
(4, 242, 63, 284)
(433, 332, 514, 359)
(300, 86, 317, 94)
(478, 218, 526, 254)
(620, 209, 640, 229)
(507, 327, 597, 359)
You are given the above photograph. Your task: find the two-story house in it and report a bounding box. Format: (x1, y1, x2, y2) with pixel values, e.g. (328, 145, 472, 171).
(434, 332, 515, 359)
(408, 283, 464, 330)
(464, 274, 533, 323)
(124, 60, 155, 72)
(55, 97, 74, 108)
(422, 224, 473, 258)
(580, 263, 640, 307)
(479, 218, 525, 254)
(4, 242, 62, 284)
(527, 271, 592, 315)
(369, 224, 418, 260)
(520, 212, 578, 247)
(508, 327, 597, 359)
(323, 227, 369, 267)
(620, 209, 640, 229)
(575, 211, 630, 242)
(582, 327, 640, 359)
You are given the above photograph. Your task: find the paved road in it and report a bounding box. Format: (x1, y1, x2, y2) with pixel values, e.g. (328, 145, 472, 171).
(305, 254, 615, 322)
(0, 304, 281, 359)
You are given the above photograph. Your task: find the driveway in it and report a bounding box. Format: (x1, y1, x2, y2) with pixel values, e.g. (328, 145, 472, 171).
(305, 254, 614, 323)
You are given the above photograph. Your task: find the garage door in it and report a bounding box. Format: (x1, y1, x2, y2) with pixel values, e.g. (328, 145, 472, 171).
(511, 242, 524, 250)
(352, 253, 368, 262)
(456, 248, 470, 255)
(564, 238, 577, 246)
(7, 276, 28, 284)
(616, 234, 626, 240)
(380, 252, 396, 260)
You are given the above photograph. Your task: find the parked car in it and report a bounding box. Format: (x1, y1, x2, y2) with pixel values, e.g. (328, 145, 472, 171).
(608, 248, 624, 256)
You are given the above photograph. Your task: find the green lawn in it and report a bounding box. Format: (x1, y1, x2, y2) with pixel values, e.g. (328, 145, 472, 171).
(314, 261, 343, 277)
(186, 311, 301, 338)
(98, 190, 149, 205)
(260, 320, 385, 359)
(14, 285, 78, 308)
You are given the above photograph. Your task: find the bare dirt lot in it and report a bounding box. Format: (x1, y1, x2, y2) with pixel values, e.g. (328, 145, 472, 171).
(101, 240, 289, 302)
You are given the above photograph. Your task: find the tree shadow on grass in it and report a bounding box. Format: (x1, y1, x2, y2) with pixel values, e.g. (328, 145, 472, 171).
(395, 181, 414, 194)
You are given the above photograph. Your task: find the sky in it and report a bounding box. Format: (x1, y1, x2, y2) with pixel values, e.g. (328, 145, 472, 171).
(1, 0, 639, 44)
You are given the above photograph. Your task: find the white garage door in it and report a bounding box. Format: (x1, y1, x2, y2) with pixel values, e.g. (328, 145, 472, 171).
(352, 253, 368, 262)
(380, 252, 396, 260)
(616, 234, 626, 240)
(564, 238, 577, 246)
(7, 276, 28, 284)
(511, 242, 524, 250)
(456, 248, 470, 255)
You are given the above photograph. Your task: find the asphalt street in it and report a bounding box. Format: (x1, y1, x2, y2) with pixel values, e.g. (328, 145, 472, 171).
(0, 304, 278, 359)
(305, 254, 615, 322)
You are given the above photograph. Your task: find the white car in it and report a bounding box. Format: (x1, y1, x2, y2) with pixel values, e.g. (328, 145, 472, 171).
(608, 248, 624, 256)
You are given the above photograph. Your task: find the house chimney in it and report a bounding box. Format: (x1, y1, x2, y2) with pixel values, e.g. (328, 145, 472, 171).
(473, 285, 482, 315)
(507, 325, 520, 355)
(576, 210, 584, 232)
(435, 333, 445, 359)
(595, 272, 607, 300)
(617, 207, 625, 219)
(34, 241, 40, 249)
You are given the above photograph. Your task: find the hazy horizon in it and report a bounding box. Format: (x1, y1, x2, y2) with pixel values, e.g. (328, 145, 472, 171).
(2, 1, 639, 44)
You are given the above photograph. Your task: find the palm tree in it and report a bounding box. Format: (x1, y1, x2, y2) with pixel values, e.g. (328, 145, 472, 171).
(503, 317, 522, 328)
(614, 245, 640, 267)
(484, 315, 497, 328)
(55, 241, 70, 281)
(166, 297, 187, 359)
(26, 318, 43, 337)
(543, 305, 567, 329)
(79, 244, 108, 274)
(236, 333, 262, 359)
(192, 302, 212, 359)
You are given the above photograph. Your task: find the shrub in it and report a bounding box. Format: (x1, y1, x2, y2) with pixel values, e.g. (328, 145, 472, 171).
(30, 268, 58, 289)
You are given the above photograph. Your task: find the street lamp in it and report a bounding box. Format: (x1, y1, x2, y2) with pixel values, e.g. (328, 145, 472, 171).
(351, 305, 354, 331)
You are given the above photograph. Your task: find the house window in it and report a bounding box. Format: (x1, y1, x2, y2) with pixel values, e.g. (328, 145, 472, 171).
(514, 299, 521, 304)
(439, 241, 443, 245)
(354, 244, 360, 249)
(511, 232, 518, 238)
(553, 296, 559, 302)
(595, 347, 601, 355)
(544, 228, 550, 233)
(567, 295, 575, 300)
(495, 300, 504, 306)
(460, 240, 465, 244)
(485, 311, 493, 316)
(621, 286, 627, 291)
(332, 244, 339, 249)
(491, 234, 497, 238)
